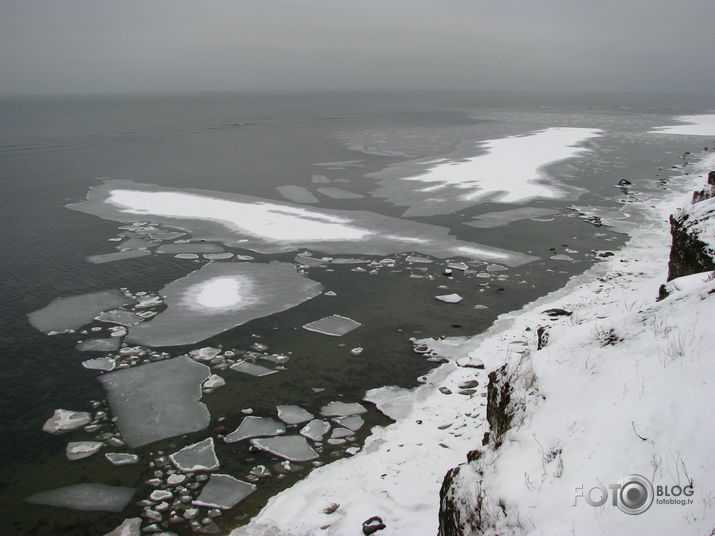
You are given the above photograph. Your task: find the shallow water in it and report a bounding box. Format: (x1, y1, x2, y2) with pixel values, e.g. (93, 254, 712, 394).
(1, 90, 713, 535)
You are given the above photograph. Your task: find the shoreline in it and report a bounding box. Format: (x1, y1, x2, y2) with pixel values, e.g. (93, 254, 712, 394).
(232, 149, 715, 536)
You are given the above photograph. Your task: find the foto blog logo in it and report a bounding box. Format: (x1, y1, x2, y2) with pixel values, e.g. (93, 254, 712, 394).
(573, 474, 694, 515)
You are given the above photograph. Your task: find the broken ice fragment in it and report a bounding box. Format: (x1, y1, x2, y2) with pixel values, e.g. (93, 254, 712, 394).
(76, 338, 121, 353)
(230, 361, 277, 377)
(26, 483, 135, 512)
(203, 374, 226, 390)
(276, 405, 314, 425)
(465, 207, 558, 229)
(204, 252, 234, 260)
(319, 401, 367, 417)
(330, 427, 354, 440)
(447, 262, 469, 271)
(95, 309, 144, 327)
(435, 293, 463, 304)
(103, 517, 142, 536)
(169, 438, 219, 472)
(192, 474, 256, 510)
(82, 357, 117, 371)
(364, 385, 413, 420)
(175, 253, 199, 259)
(294, 254, 327, 267)
(299, 419, 331, 441)
(405, 255, 433, 264)
(126, 262, 322, 347)
(66, 441, 103, 461)
(190, 347, 222, 362)
(302, 315, 362, 336)
(42, 409, 92, 435)
(224, 416, 286, 443)
(333, 415, 364, 432)
(105, 453, 139, 466)
(331, 258, 370, 265)
(250, 436, 319, 462)
(28, 290, 135, 334)
(99, 356, 211, 447)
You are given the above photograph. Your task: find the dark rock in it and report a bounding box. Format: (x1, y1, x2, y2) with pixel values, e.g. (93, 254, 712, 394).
(536, 325, 550, 350)
(482, 365, 513, 447)
(362, 516, 386, 535)
(542, 308, 572, 317)
(666, 213, 715, 281)
(618, 179, 632, 186)
(438, 465, 484, 536)
(599, 251, 615, 257)
(708, 171, 715, 185)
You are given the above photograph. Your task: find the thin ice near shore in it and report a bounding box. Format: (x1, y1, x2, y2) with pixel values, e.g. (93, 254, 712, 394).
(231, 153, 715, 536)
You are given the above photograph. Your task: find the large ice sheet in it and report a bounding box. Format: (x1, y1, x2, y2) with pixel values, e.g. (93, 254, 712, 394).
(169, 437, 219, 472)
(369, 127, 601, 216)
(276, 185, 319, 204)
(126, 262, 323, 347)
(276, 405, 314, 425)
(67, 180, 538, 266)
(26, 483, 135, 512)
(98, 356, 210, 447)
(155, 243, 225, 254)
(87, 249, 152, 264)
(28, 290, 134, 334)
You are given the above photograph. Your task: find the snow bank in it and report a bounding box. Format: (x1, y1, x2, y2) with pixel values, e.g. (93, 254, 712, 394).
(231, 152, 715, 536)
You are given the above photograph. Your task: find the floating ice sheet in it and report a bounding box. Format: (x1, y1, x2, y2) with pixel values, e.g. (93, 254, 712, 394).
(68, 180, 538, 266)
(320, 401, 367, 417)
(87, 249, 152, 264)
(277, 185, 319, 204)
(193, 474, 256, 510)
(302, 315, 361, 336)
(435, 293, 463, 304)
(42, 409, 91, 434)
(333, 415, 364, 431)
(369, 127, 601, 216)
(99, 356, 210, 447)
(76, 338, 121, 352)
(26, 483, 135, 512)
(317, 187, 364, 200)
(116, 238, 158, 250)
(250, 436, 319, 462)
(224, 416, 286, 443)
(103, 518, 141, 536)
(126, 261, 323, 347)
(82, 357, 117, 371)
(364, 385, 414, 420)
(169, 437, 219, 472)
(28, 290, 135, 334)
(95, 309, 143, 327)
(465, 207, 559, 229)
(294, 254, 327, 267)
(276, 405, 314, 425)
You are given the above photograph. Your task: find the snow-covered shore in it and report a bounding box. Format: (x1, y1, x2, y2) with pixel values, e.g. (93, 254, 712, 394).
(232, 152, 715, 536)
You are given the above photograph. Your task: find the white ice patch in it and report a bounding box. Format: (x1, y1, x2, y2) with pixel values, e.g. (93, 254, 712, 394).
(42, 409, 92, 435)
(364, 385, 414, 421)
(650, 114, 715, 136)
(224, 416, 286, 443)
(193, 474, 256, 510)
(300, 419, 331, 441)
(395, 127, 600, 204)
(28, 290, 135, 334)
(302, 315, 362, 337)
(182, 276, 252, 312)
(276, 405, 314, 425)
(319, 401, 367, 417)
(169, 437, 219, 472)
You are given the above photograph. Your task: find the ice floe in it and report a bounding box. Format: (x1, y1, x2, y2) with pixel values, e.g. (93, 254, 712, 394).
(103, 517, 141, 536)
(28, 290, 134, 334)
(250, 436, 319, 462)
(230, 361, 277, 377)
(99, 356, 210, 447)
(319, 401, 367, 417)
(126, 261, 322, 347)
(224, 416, 286, 443)
(95, 309, 143, 327)
(68, 180, 538, 266)
(333, 415, 364, 432)
(277, 185, 319, 204)
(302, 315, 362, 336)
(26, 483, 135, 512)
(364, 385, 413, 420)
(66, 441, 103, 461)
(169, 438, 219, 472)
(82, 357, 117, 371)
(193, 474, 256, 510)
(276, 405, 314, 425)
(76, 338, 121, 352)
(299, 419, 331, 441)
(42, 409, 91, 434)
(156, 243, 225, 254)
(369, 127, 601, 216)
(435, 293, 463, 304)
(105, 453, 139, 466)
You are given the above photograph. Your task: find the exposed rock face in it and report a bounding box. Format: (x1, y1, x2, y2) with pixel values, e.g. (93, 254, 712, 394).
(666, 212, 715, 282)
(482, 365, 513, 448)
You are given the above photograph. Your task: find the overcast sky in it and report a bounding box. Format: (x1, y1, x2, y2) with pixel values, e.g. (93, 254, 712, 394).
(1, 0, 714, 95)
